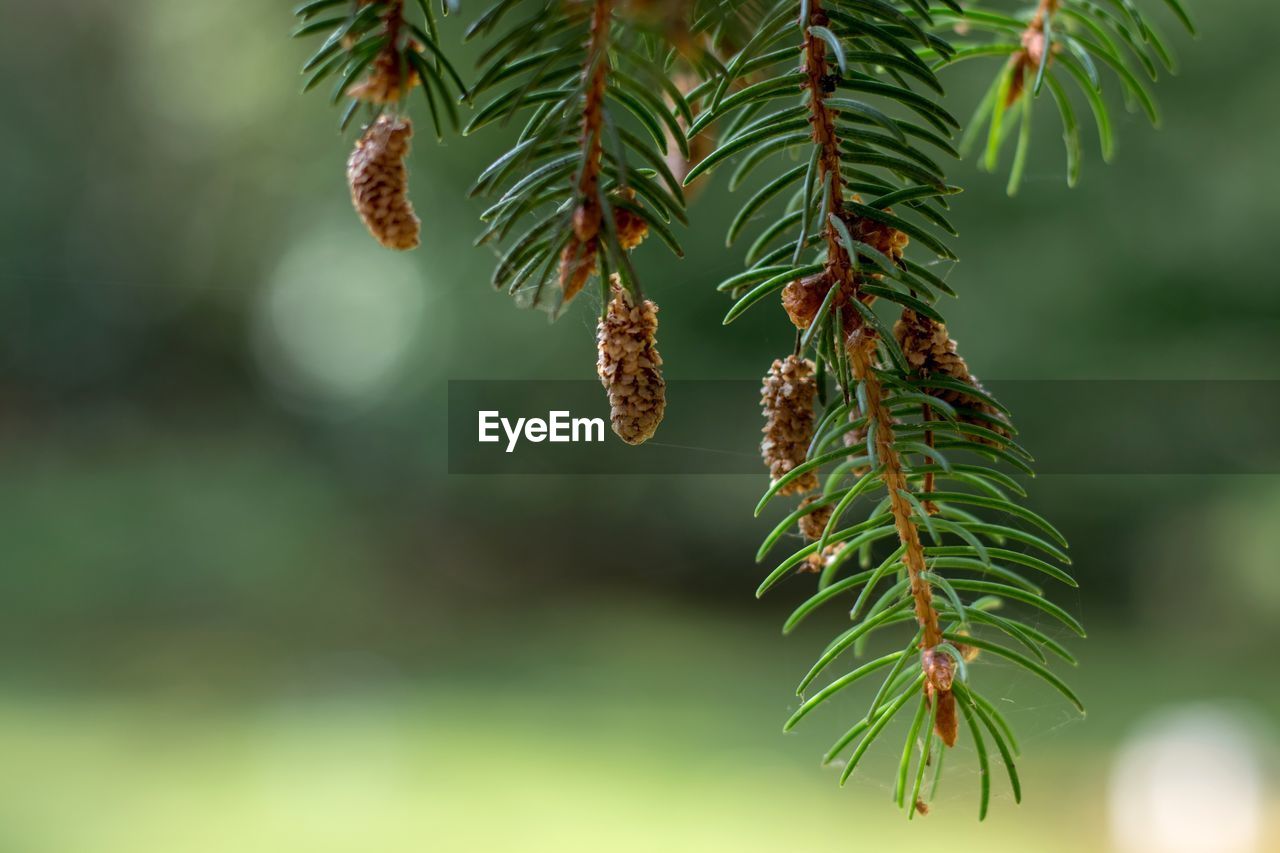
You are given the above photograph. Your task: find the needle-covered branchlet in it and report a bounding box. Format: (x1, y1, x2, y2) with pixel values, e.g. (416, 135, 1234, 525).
(560, 0, 613, 305)
(801, 2, 854, 295)
(760, 355, 819, 496)
(596, 276, 666, 444)
(894, 308, 1010, 443)
(785, 6, 913, 337)
(347, 115, 421, 250)
(555, 1, 650, 306)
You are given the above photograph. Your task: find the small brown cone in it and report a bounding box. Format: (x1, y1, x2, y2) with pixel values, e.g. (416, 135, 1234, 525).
(798, 496, 833, 541)
(781, 273, 833, 330)
(347, 115, 420, 250)
(760, 355, 819, 496)
(596, 277, 666, 444)
(894, 309, 1010, 443)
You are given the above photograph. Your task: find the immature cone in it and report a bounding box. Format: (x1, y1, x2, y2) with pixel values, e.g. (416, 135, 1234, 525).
(894, 309, 1010, 442)
(781, 273, 833, 330)
(852, 216, 910, 264)
(760, 355, 819, 496)
(596, 276, 666, 444)
(347, 115, 420, 250)
(798, 496, 833, 541)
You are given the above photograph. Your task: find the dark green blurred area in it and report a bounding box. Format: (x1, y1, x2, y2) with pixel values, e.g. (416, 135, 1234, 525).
(1, 2, 1278, 850)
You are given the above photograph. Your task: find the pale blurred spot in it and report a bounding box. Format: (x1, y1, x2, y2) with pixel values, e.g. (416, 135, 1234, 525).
(1109, 705, 1268, 853)
(1213, 483, 1280, 621)
(253, 226, 433, 414)
(126, 0, 286, 144)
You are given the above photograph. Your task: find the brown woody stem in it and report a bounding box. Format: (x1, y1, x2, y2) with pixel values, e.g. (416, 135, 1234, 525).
(801, 0, 854, 292)
(848, 334, 942, 650)
(921, 405, 938, 516)
(573, 0, 612, 244)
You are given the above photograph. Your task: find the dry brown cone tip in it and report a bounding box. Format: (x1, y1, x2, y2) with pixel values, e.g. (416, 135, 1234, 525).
(347, 115, 421, 251)
(596, 276, 666, 444)
(800, 542, 845, 575)
(346, 1, 419, 104)
(347, 48, 420, 104)
(922, 647, 958, 748)
(894, 308, 1010, 443)
(561, 190, 650, 306)
(760, 355, 819, 496)
(839, 207, 911, 265)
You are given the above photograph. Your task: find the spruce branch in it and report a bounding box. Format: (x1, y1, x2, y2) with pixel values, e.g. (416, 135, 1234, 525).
(294, 0, 467, 249)
(689, 0, 1097, 816)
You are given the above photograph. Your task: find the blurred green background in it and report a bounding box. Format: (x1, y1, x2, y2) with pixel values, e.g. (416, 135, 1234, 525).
(1, 2, 1278, 851)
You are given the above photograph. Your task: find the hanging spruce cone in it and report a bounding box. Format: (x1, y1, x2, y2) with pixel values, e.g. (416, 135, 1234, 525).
(760, 355, 819, 495)
(894, 309, 1010, 443)
(596, 277, 666, 444)
(347, 115, 420, 250)
(797, 496, 833, 541)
